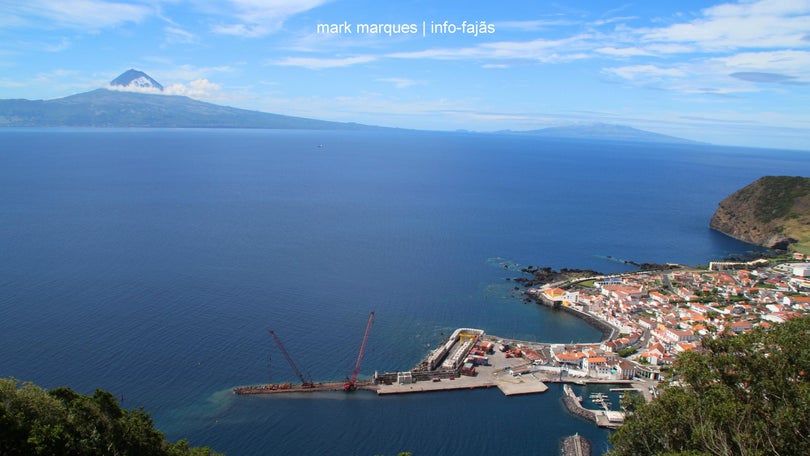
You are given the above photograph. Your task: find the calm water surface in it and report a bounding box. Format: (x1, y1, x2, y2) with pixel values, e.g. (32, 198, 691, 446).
(1, 129, 807, 455)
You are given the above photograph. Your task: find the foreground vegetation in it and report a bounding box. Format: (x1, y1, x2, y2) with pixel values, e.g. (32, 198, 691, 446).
(0, 378, 221, 455)
(607, 316, 810, 456)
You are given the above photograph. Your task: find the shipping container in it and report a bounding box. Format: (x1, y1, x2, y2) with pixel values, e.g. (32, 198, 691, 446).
(469, 355, 489, 366)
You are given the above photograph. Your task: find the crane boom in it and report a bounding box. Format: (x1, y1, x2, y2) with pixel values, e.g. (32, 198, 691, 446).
(268, 330, 313, 388)
(344, 311, 375, 391)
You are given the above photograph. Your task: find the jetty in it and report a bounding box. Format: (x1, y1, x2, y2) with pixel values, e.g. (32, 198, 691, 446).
(234, 326, 627, 430)
(233, 381, 377, 395)
(562, 384, 624, 429)
(561, 433, 591, 456)
(234, 328, 549, 397)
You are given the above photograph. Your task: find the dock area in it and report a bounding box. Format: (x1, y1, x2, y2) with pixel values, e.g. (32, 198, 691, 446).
(375, 351, 549, 396)
(375, 328, 548, 396)
(562, 384, 624, 429)
(233, 326, 641, 422)
(233, 381, 377, 395)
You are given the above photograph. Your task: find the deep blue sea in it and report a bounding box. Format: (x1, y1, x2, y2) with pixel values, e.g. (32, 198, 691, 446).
(2, 128, 808, 455)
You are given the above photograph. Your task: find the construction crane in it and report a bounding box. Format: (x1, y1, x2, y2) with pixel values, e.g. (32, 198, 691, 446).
(268, 330, 314, 388)
(344, 311, 375, 392)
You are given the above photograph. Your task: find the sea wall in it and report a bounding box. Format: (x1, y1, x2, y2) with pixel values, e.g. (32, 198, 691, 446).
(533, 293, 617, 341)
(561, 396, 597, 424)
(562, 384, 598, 424)
(558, 305, 617, 341)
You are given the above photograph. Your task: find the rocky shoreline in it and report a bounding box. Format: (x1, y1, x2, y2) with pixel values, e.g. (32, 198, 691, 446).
(510, 265, 603, 288)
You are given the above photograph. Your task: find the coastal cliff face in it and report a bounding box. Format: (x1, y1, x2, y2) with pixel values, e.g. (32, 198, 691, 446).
(710, 176, 810, 252)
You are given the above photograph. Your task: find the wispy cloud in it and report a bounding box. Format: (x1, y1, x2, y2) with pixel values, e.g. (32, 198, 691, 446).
(3, 0, 152, 30)
(388, 35, 594, 64)
(157, 64, 235, 82)
(211, 0, 330, 37)
(729, 72, 807, 85)
(494, 19, 580, 31)
(376, 78, 420, 89)
(712, 50, 810, 74)
(636, 0, 810, 51)
(271, 55, 376, 69)
(164, 26, 198, 45)
(165, 79, 222, 98)
(603, 64, 687, 82)
(595, 46, 652, 57)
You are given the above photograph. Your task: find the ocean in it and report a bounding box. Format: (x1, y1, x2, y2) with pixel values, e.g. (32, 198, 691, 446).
(1, 128, 807, 455)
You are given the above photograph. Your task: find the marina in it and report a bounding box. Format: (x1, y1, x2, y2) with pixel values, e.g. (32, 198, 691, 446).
(562, 384, 625, 429)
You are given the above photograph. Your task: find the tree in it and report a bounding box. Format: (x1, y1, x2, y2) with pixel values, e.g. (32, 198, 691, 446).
(0, 378, 222, 456)
(608, 316, 810, 456)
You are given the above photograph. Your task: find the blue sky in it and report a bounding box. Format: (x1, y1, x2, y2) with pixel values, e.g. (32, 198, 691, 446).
(1, 0, 809, 150)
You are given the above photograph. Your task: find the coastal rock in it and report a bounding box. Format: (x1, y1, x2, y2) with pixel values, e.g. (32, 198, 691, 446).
(710, 176, 810, 251)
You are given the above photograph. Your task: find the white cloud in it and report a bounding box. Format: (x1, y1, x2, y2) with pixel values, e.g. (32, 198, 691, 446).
(596, 47, 652, 57)
(603, 64, 687, 81)
(712, 50, 810, 74)
(212, 0, 330, 37)
(637, 0, 810, 51)
(495, 19, 580, 31)
(376, 78, 420, 89)
(107, 84, 162, 95)
(158, 65, 235, 82)
(164, 79, 222, 98)
(388, 35, 594, 64)
(212, 23, 269, 38)
(165, 26, 197, 44)
(3, 0, 152, 30)
(272, 55, 376, 69)
(108, 78, 223, 99)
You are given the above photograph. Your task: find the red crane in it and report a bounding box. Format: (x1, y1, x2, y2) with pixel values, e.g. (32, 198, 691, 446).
(344, 311, 375, 391)
(268, 330, 314, 388)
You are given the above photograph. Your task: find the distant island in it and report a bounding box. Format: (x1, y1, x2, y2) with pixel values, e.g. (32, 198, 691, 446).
(1, 69, 699, 145)
(499, 123, 702, 145)
(711, 176, 810, 253)
(0, 69, 384, 130)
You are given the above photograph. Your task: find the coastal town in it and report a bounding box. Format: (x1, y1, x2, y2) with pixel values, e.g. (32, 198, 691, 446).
(521, 253, 810, 385)
(232, 252, 810, 450)
(236, 254, 810, 405)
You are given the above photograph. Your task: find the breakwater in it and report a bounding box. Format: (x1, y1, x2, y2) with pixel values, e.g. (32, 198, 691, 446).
(562, 384, 597, 424)
(561, 434, 592, 456)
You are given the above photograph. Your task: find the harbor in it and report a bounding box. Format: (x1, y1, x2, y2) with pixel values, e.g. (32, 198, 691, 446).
(374, 328, 550, 396)
(234, 328, 550, 397)
(234, 326, 639, 407)
(561, 384, 626, 429)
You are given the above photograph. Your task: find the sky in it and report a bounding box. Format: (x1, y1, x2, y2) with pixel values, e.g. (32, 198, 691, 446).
(1, 0, 809, 150)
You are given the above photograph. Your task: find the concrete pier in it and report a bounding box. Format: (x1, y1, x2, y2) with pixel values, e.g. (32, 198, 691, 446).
(376, 345, 549, 396)
(233, 381, 377, 395)
(234, 328, 636, 416)
(376, 328, 549, 396)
